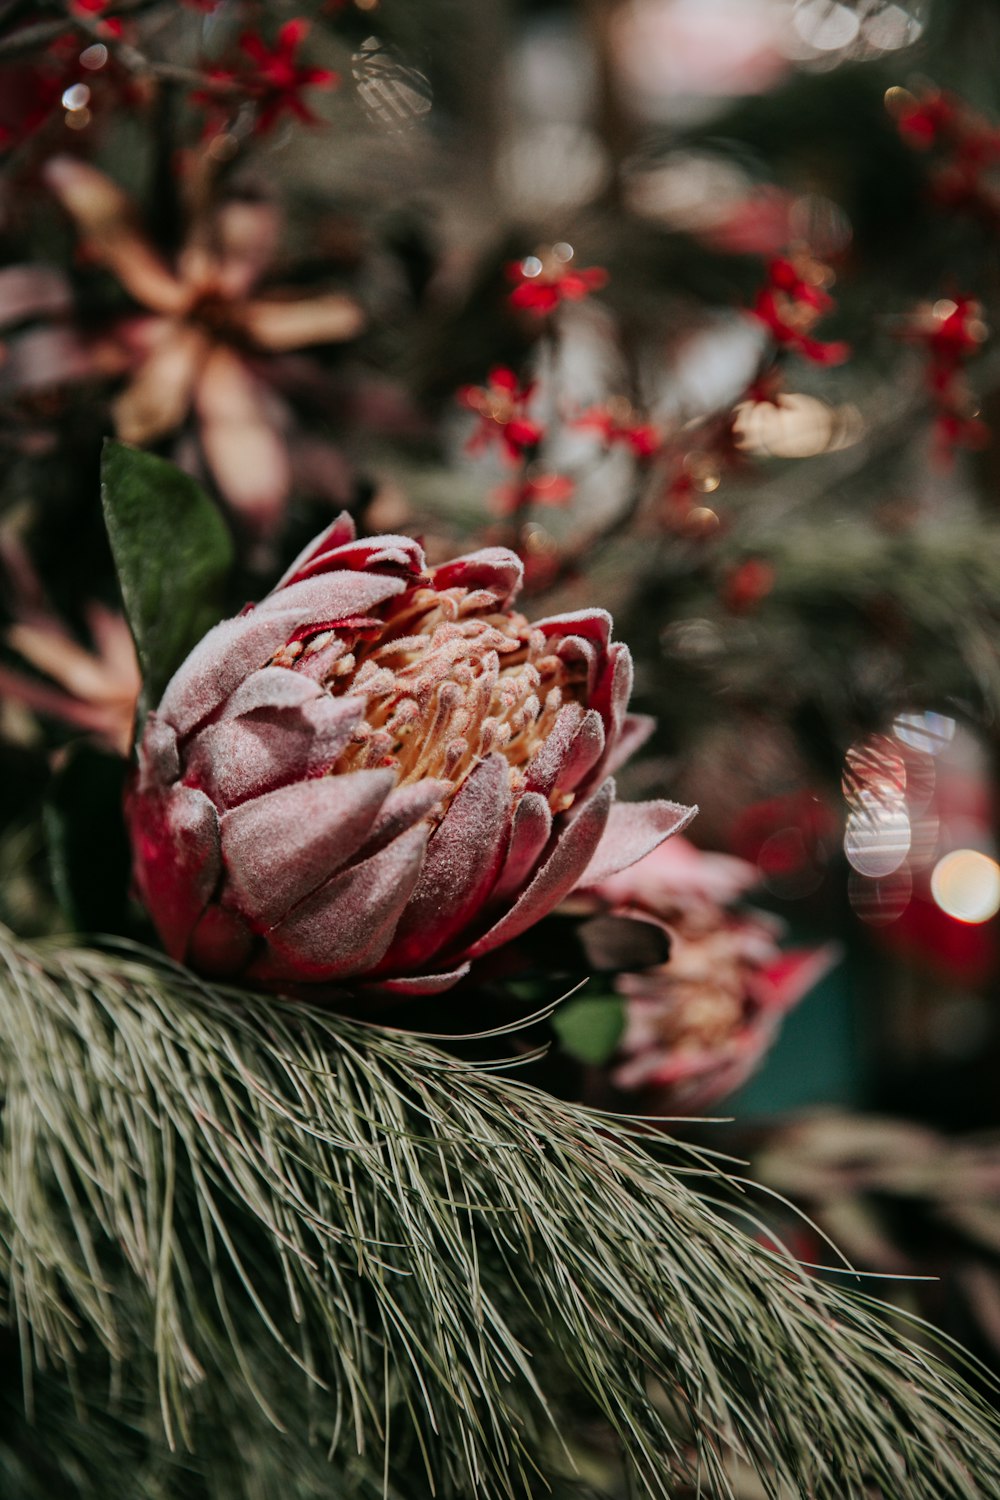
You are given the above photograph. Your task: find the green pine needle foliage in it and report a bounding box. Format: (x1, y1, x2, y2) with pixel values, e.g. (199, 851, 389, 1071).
(0, 924, 998, 1499)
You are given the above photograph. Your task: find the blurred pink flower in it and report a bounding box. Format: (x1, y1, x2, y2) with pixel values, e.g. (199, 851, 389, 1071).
(582, 835, 838, 1108)
(44, 156, 365, 534)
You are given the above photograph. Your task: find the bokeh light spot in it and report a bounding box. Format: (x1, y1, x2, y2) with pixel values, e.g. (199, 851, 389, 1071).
(930, 850, 1000, 924)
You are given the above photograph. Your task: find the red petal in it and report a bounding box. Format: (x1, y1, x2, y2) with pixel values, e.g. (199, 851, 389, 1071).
(380, 752, 512, 970)
(220, 769, 396, 925)
(466, 779, 614, 959)
(128, 785, 221, 960)
(255, 824, 429, 980)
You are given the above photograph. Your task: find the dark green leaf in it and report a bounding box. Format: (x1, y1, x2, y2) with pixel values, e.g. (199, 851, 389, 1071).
(552, 993, 625, 1065)
(44, 744, 131, 935)
(101, 441, 233, 717)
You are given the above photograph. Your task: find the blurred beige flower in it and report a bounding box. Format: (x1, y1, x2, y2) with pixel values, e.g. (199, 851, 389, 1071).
(0, 538, 140, 757)
(45, 156, 366, 534)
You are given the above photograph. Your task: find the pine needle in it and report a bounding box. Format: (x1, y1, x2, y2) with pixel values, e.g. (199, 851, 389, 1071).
(0, 924, 998, 1498)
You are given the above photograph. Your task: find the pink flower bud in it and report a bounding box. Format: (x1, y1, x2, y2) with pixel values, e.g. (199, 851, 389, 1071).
(582, 836, 838, 1108)
(127, 514, 695, 995)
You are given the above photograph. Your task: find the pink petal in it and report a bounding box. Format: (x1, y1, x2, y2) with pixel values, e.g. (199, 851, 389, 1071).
(589, 644, 634, 779)
(525, 704, 584, 799)
(136, 713, 180, 790)
(220, 769, 395, 925)
(183, 693, 363, 808)
(112, 322, 208, 444)
(534, 608, 612, 652)
(0, 326, 121, 394)
(257, 568, 408, 621)
(274, 512, 357, 590)
(467, 779, 614, 959)
(194, 346, 291, 535)
(273, 535, 426, 592)
(158, 607, 320, 735)
(255, 824, 430, 980)
(128, 785, 221, 960)
(575, 799, 698, 889)
(212, 199, 282, 300)
(45, 157, 190, 316)
(605, 712, 654, 776)
(491, 791, 552, 904)
(557, 709, 606, 798)
(221, 664, 323, 718)
(354, 779, 449, 860)
(431, 548, 524, 605)
(241, 293, 366, 351)
(380, 753, 512, 969)
(0, 265, 72, 327)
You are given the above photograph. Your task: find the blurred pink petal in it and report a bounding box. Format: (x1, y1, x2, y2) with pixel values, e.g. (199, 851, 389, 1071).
(0, 326, 124, 394)
(241, 292, 366, 350)
(194, 345, 292, 533)
(45, 156, 190, 316)
(211, 199, 282, 299)
(0, 265, 72, 327)
(592, 834, 760, 914)
(113, 321, 209, 444)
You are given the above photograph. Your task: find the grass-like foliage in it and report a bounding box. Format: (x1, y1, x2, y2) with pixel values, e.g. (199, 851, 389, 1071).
(0, 924, 998, 1499)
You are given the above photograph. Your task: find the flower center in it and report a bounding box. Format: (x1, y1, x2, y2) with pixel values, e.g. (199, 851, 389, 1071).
(270, 584, 586, 812)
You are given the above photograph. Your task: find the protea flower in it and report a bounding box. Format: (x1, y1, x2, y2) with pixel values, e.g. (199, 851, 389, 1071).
(580, 836, 838, 1107)
(128, 517, 694, 995)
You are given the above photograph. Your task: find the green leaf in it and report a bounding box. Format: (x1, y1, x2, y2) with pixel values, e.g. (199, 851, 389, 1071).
(44, 744, 131, 934)
(101, 441, 234, 717)
(552, 993, 625, 1065)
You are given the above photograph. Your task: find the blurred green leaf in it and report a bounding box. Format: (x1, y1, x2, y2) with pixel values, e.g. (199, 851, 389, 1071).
(101, 441, 233, 717)
(552, 993, 625, 1066)
(44, 744, 131, 935)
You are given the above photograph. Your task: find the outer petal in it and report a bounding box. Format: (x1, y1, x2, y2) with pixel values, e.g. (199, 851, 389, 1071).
(159, 608, 325, 736)
(589, 644, 634, 780)
(379, 752, 512, 970)
(491, 791, 552, 904)
(241, 293, 366, 351)
(254, 824, 430, 980)
(158, 572, 407, 736)
(219, 770, 395, 926)
(431, 549, 524, 606)
(274, 512, 357, 590)
(183, 692, 363, 807)
(273, 534, 426, 592)
(575, 799, 698, 889)
(534, 608, 612, 652)
(466, 779, 614, 960)
(194, 346, 291, 535)
(44, 157, 190, 315)
(524, 704, 584, 799)
(128, 785, 221, 960)
(256, 569, 410, 622)
(354, 779, 448, 861)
